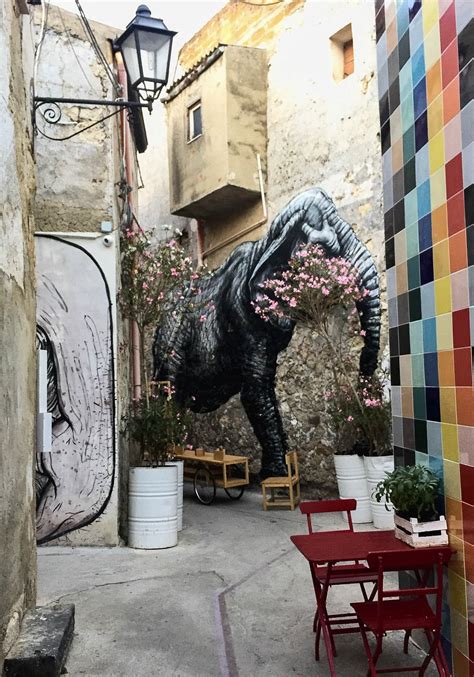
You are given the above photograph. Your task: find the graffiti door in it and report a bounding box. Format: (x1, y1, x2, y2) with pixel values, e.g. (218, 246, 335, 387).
(35, 234, 116, 544)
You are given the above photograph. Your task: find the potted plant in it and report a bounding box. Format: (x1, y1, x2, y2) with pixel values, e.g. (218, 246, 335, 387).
(253, 243, 377, 523)
(374, 464, 448, 547)
(119, 227, 199, 548)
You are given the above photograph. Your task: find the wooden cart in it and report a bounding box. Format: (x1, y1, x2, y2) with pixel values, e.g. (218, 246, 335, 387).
(173, 448, 250, 505)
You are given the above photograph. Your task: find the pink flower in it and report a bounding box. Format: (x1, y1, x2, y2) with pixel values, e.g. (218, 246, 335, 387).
(360, 329, 366, 337)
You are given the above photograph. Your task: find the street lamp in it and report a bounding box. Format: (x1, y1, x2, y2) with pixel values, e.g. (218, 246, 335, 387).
(33, 4, 176, 140)
(115, 5, 176, 108)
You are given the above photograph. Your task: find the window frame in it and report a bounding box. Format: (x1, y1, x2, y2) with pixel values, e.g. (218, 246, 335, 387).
(187, 100, 202, 143)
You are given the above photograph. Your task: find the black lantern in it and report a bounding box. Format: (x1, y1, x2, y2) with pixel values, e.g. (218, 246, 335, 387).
(115, 5, 176, 105)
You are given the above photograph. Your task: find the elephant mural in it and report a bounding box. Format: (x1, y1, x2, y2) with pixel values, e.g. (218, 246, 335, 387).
(153, 188, 381, 478)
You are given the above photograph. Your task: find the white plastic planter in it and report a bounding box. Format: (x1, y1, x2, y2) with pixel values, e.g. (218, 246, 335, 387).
(334, 454, 372, 524)
(364, 455, 395, 529)
(167, 460, 184, 531)
(128, 465, 178, 549)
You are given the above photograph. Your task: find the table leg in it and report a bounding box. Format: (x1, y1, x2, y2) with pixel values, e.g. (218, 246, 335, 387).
(309, 563, 337, 677)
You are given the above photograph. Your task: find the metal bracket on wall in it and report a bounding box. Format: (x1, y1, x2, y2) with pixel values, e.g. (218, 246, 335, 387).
(33, 96, 151, 142)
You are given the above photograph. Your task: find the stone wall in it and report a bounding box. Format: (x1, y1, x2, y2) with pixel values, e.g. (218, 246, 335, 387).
(0, 0, 37, 668)
(175, 0, 388, 491)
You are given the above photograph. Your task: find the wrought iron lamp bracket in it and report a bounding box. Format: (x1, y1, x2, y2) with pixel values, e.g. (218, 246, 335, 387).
(33, 96, 152, 142)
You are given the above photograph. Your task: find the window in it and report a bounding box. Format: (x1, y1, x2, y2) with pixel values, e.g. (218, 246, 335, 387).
(330, 24, 354, 82)
(188, 101, 202, 141)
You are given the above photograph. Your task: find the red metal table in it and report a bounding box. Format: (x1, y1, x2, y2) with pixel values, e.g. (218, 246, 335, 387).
(291, 530, 417, 676)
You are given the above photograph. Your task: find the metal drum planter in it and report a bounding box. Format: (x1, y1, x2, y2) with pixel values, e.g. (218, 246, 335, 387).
(167, 460, 183, 531)
(128, 465, 178, 549)
(364, 455, 395, 529)
(333, 455, 372, 524)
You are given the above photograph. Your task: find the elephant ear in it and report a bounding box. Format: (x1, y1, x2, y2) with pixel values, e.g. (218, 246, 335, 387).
(248, 210, 304, 300)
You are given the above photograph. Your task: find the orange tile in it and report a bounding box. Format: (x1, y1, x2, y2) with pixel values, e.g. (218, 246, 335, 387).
(432, 203, 448, 243)
(452, 646, 470, 676)
(449, 533, 466, 578)
(447, 496, 465, 539)
(433, 238, 451, 278)
(443, 75, 461, 125)
(450, 230, 468, 273)
(439, 350, 456, 386)
(441, 386, 458, 423)
(457, 388, 474, 426)
(427, 60, 442, 104)
(466, 542, 474, 584)
(386, 18, 398, 55)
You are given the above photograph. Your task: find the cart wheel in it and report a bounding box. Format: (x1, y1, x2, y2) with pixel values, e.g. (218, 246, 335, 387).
(224, 486, 245, 500)
(193, 467, 216, 505)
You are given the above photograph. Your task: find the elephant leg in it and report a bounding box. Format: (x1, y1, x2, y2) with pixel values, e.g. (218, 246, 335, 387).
(240, 345, 288, 479)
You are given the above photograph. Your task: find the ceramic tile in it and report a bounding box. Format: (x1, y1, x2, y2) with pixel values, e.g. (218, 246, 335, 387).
(423, 0, 440, 34)
(409, 319, 424, 353)
(389, 75, 401, 113)
(415, 144, 430, 184)
(430, 131, 446, 175)
(399, 61, 413, 103)
(461, 464, 474, 506)
(461, 101, 474, 149)
(377, 21, 387, 58)
(469, 581, 474, 623)
(459, 426, 474, 466)
(443, 75, 461, 124)
(444, 458, 461, 498)
(456, 387, 474, 426)
(411, 42, 426, 86)
(453, 308, 471, 347)
(427, 59, 442, 104)
(437, 312, 454, 350)
(448, 192, 466, 236)
(406, 225, 420, 260)
(383, 146, 393, 184)
(465, 184, 473, 227)
(433, 238, 451, 279)
(421, 280, 436, 317)
(395, 231, 408, 266)
(400, 353, 413, 384)
(446, 153, 464, 200)
(388, 296, 398, 328)
(425, 351, 439, 386)
(418, 213, 432, 251)
(450, 607, 468, 656)
(432, 203, 449, 242)
(403, 416, 415, 448)
(391, 386, 402, 417)
(428, 93, 445, 138)
(440, 2, 457, 52)
(463, 141, 474, 188)
(393, 415, 404, 446)
(391, 104, 403, 143)
(401, 385, 414, 417)
(452, 646, 469, 676)
(403, 124, 416, 161)
(449, 229, 468, 273)
(450, 268, 469, 313)
(455, 0, 474, 33)
(470, 265, 474, 305)
(460, 60, 474, 111)
(466, 541, 474, 584)
(448, 532, 466, 580)
(415, 110, 429, 151)
(387, 18, 399, 56)
(397, 260, 409, 294)
(457, 15, 474, 72)
(438, 350, 456, 386)
(442, 37, 460, 88)
(409, 6, 424, 53)
(440, 387, 458, 425)
(384, 179, 394, 210)
(392, 137, 404, 173)
(397, 3, 409, 41)
(447, 496, 465, 540)
(468, 229, 474, 267)
(426, 385, 441, 420)
(435, 276, 452, 314)
(386, 266, 397, 299)
(431, 166, 448, 210)
(444, 113, 462, 163)
(449, 568, 468, 618)
(389, 41, 400, 85)
(378, 59, 389, 97)
(427, 419, 443, 456)
(454, 347, 472, 386)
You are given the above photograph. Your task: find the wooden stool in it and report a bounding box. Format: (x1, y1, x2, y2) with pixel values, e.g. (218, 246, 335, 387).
(261, 451, 300, 510)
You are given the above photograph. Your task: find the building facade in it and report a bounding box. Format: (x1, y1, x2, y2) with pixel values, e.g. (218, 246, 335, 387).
(375, 0, 473, 671)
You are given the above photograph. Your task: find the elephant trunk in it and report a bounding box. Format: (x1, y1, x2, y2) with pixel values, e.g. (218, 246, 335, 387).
(330, 212, 381, 376)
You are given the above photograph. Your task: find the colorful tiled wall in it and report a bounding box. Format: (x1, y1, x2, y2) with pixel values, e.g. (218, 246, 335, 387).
(375, 0, 473, 672)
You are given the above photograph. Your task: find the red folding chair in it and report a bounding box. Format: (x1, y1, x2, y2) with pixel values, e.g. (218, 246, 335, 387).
(351, 547, 452, 676)
(300, 500, 377, 663)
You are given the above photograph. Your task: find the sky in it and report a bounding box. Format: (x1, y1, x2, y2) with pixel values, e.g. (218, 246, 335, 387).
(53, 0, 228, 69)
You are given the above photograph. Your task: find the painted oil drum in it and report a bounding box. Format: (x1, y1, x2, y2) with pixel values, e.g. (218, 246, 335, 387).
(333, 454, 372, 524)
(128, 466, 178, 549)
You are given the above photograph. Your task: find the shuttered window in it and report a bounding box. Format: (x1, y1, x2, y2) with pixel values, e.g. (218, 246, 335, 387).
(343, 39, 354, 78)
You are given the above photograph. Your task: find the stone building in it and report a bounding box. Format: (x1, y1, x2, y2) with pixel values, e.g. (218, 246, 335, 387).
(375, 0, 473, 672)
(157, 0, 386, 490)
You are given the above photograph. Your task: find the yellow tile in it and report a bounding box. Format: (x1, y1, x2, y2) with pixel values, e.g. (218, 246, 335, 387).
(428, 94, 444, 137)
(443, 458, 461, 499)
(424, 23, 441, 70)
(441, 390, 458, 426)
(394, 230, 407, 264)
(433, 239, 450, 280)
(448, 534, 466, 578)
(450, 607, 468, 656)
(449, 569, 467, 618)
(429, 131, 445, 175)
(435, 277, 452, 315)
(423, 0, 440, 36)
(430, 166, 447, 209)
(436, 313, 453, 350)
(443, 422, 459, 459)
(400, 355, 412, 386)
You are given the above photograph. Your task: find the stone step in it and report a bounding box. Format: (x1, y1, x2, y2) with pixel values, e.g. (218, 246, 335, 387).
(4, 605, 75, 677)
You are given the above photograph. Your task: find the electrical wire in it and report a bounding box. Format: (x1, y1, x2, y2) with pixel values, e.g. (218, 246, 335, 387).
(33, 0, 49, 94)
(74, 0, 121, 97)
(57, 6, 102, 97)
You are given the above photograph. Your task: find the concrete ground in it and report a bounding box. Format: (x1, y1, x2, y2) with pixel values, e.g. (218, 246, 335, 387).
(38, 488, 438, 677)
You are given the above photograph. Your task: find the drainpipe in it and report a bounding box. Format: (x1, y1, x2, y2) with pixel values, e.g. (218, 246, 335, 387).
(117, 55, 141, 399)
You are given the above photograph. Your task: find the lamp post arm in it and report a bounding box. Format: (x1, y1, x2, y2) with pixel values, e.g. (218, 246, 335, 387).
(34, 96, 151, 110)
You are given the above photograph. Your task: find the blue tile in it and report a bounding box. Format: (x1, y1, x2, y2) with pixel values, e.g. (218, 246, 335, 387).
(427, 420, 442, 457)
(378, 61, 389, 97)
(409, 319, 423, 353)
(411, 43, 425, 87)
(414, 76, 427, 119)
(418, 213, 432, 251)
(423, 317, 437, 352)
(421, 281, 435, 317)
(417, 179, 431, 218)
(409, 6, 423, 50)
(405, 188, 418, 225)
(377, 31, 388, 67)
(415, 110, 428, 150)
(428, 455, 444, 483)
(424, 352, 439, 386)
(415, 145, 430, 184)
(401, 92, 414, 132)
(397, 1, 409, 39)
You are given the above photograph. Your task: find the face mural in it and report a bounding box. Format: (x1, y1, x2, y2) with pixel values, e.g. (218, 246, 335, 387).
(35, 235, 115, 544)
(153, 187, 381, 479)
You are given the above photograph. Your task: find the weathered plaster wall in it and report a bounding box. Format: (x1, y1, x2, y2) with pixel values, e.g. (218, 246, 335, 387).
(174, 0, 387, 491)
(0, 0, 37, 667)
(33, 4, 119, 232)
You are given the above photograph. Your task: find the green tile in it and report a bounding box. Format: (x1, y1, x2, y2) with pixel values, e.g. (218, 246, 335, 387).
(406, 224, 419, 258)
(400, 63, 413, 105)
(409, 320, 424, 354)
(413, 387, 427, 419)
(407, 255, 421, 289)
(415, 451, 429, 466)
(404, 188, 418, 226)
(401, 92, 414, 132)
(403, 126, 415, 163)
(412, 354, 425, 386)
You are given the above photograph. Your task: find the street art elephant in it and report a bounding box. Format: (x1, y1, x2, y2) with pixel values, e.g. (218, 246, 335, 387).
(153, 188, 381, 478)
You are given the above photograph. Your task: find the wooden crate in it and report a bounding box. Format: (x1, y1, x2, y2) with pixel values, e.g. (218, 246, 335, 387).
(394, 514, 448, 548)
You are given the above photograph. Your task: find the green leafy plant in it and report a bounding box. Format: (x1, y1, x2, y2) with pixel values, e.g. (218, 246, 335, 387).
(374, 464, 440, 521)
(121, 385, 191, 466)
